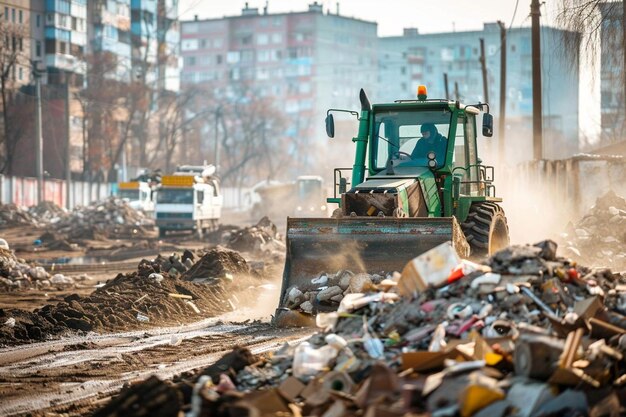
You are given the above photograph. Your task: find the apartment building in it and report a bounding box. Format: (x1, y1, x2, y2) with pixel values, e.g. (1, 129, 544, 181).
(378, 24, 580, 162)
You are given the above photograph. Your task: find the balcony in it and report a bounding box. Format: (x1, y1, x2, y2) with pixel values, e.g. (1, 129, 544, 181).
(45, 53, 86, 74)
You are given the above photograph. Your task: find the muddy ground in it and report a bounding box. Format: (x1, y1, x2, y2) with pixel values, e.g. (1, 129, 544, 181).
(0, 215, 296, 416)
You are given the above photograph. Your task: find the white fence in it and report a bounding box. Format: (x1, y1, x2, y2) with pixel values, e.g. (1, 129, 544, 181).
(0, 175, 251, 211)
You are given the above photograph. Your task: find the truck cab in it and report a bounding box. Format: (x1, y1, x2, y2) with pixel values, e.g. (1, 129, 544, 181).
(155, 165, 223, 238)
(117, 181, 155, 216)
(294, 175, 328, 217)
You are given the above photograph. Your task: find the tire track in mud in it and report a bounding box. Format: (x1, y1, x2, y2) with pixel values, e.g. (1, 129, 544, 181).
(0, 320, 311, 417)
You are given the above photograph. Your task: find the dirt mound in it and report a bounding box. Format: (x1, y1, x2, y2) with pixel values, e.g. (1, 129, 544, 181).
(0, 203, 41, 228)
(0, 254, 235, 346)
(561, 190, 626, 271)
(182, 248, 250, 282)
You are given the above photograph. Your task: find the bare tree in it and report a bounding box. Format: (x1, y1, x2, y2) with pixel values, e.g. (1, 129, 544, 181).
(0, 13, 28, 173)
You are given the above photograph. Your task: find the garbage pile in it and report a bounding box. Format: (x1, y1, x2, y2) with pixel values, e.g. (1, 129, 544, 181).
(96, 240, 626, 416)
(0, 203, 42, 228)
(214, 217, 285, 254)
(182, 248, 251, 283)
(562, 190, 626, 271)
(0, 247, 74, 291)
(51, 197, 156, 240)
(0, 249, 245, 345)
(28, 201, 67, 224)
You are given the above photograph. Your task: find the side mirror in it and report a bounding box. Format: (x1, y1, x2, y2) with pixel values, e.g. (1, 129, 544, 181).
(482, 113, 494, 137)
(325, 113, 335, 138)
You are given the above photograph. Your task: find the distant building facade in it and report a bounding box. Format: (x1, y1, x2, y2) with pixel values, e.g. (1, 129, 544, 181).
(598, 2, 624, 152)
(378, 24, 580, 162)
(87, 0, 132, 82)
(43, 0, 87, 86)
(180, 2, 378, 169)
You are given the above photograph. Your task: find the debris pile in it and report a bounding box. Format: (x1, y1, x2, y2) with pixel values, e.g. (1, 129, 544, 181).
(98, 240, 626, 416)
(0, 247, 74, 291)
(51, 197, 156, 240)
(0, 250, 246, 345)
(562, 190, 626, 271)
(28, 201, 67, 224)
(225, 217, 285, 254)
(0, 203, 41, 228)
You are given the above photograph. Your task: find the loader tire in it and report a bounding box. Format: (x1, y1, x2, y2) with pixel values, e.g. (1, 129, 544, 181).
(461, 202, 509, 258)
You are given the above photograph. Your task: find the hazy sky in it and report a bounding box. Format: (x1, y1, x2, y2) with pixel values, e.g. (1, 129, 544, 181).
(178, 0, 561, 36)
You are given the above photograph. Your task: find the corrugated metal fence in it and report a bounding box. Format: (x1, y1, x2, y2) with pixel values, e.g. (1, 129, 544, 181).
(0, 175, 252, 211)
(0, 175, 114, 209)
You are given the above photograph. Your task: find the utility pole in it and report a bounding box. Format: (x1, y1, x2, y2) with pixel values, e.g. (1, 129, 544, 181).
(33, 61, 44, 204)
(479, 38, 489, 104)
(454, 81, 460, 101)
(443, 73, 450, 100)
(498, 20, 507, 162)
(531, 0, 543, 160)
(214, 107, 221, 172)
(65, 82, 71, 209)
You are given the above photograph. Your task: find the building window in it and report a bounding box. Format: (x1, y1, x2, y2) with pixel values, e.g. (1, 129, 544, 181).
(72, 17, 77, 30)
(19, 37, 22, 51)
(36, 14, 40, 27)
(271, 33, 282, 43)
(11, 8, 15, 22)
(18, 10, 22, 24)
(4, 7, 7, 21)
(241, 34, 253, 45)
(184, 56, 196, 66)
(216, 54, 223, 64)
(18, 67, 22, 80)
(60, 41, 67, 54)
(257, 33, 268, 45)
(511, 44, 516, 53)
(36, 41, 41, 57)
(200, 39, 206, 48)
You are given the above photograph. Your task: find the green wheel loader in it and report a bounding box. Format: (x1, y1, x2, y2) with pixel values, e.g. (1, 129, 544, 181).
(275, 87, 509, 325)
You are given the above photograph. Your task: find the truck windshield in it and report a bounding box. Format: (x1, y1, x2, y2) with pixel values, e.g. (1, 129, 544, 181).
(372, 108, 452, 170)
(157, 189, 193, 204)
(118, 189, 139, 200)
(298, 180, 321, 201)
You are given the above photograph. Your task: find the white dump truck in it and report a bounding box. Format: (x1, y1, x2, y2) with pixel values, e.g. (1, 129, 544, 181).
(155, 165, 223, 238)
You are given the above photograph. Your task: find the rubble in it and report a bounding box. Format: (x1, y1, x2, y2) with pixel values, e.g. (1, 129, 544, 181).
(212, 216, 285, 254)
(28, 200, 67, 224)
(0, 203, 42, 228)
(562, 190, 626, 271)
(95, 239, 626, 416)
(50, 197, 156, 240)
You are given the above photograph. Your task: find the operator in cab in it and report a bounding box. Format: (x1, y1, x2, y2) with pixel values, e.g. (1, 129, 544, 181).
(411, 123, 447, 161)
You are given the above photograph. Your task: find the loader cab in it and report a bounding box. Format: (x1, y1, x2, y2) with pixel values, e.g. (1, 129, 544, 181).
(369, 102, 482, 194)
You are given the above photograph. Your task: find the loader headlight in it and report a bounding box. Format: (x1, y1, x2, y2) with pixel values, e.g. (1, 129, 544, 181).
(297, 206, 302, 211)
(427, 151, 436, 161)
(428, 159, 437, 168)
(320, 205, 326, 211)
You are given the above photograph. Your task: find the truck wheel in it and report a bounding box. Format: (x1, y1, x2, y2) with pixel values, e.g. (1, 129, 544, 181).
(461, 202, 509, 258)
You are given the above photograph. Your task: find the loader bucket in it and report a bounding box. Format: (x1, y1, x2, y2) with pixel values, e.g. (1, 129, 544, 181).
(274, 216, 469, 326)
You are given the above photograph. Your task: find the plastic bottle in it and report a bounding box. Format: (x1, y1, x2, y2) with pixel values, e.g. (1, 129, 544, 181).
(293, 342, 337, 378)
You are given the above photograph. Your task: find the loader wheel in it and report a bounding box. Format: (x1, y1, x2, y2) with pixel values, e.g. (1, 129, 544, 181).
(461, 202, 510, 258)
